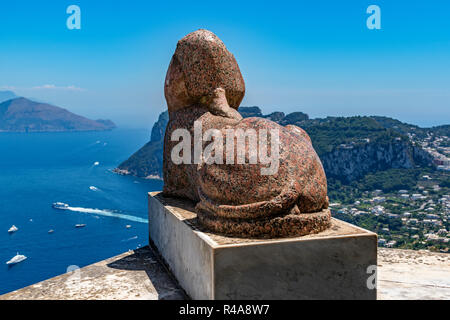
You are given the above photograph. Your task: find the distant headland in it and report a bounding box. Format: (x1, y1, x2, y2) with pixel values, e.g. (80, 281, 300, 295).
(0, 91, 116, 133)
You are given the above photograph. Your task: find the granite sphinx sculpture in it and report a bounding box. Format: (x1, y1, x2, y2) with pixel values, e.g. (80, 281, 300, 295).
(162, 29, 330, 238)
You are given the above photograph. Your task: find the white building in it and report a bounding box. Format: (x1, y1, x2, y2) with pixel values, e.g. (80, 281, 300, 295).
(329, 203, 341, 207)
(403, 212, 412, 217)
(386, 240, 397, 248)
(411, 194, 426, 201)
(372, 190, 382, 196)
(371, 205, 385, 215)
(373, 196, 386, 203)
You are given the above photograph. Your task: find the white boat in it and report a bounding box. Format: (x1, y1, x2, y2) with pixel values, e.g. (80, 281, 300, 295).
(6, 253, 27, 265)
(48, 229, 54, 234)
(75, 224, 86, 228)
(93, 162, 100, 166)
(126, 225, 132, 229)
(52, 202, 69, 210)
(8, 225, 18, 233)
(89, 186, 99, 191)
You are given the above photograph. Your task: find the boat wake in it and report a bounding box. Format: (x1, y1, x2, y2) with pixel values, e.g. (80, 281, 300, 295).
(121, 236, 138, 242)
(64, 206, 148, 223)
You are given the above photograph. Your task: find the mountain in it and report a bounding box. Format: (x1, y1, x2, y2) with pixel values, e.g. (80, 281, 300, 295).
(0, 91, 17, 103)
(115, 111, 167, 179)
(116, 106, 437, 183)
(0, 97, 116, 132)
(430, 124, 450, 137)
(95, 119, 116, 130)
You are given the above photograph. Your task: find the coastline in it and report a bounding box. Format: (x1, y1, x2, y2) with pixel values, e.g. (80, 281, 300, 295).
(112, 168, 163, 181)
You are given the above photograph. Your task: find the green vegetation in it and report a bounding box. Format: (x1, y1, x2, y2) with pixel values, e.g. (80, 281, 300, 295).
(298, 116, 406, 156)
(117, 140, 163, 178)
(329, 167, 447, 204)
(238, 106, 263, 118)
(118, 107, 450, 252)
(370, 116, 426, 137)
(239, 110, 411, 157)
(351, 168, 423, 192)
(430, 124, 450, 137)
(279, 111, 309, 124)
(329, 169, 450, 253)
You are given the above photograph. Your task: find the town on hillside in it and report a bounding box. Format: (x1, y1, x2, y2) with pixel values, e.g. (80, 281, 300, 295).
(331, 170, 449, 253)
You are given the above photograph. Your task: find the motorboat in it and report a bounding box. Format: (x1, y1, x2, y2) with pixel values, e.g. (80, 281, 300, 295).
(52, 202, 69, 210)
(8, 225, 18, 233)
(6, 253, 27, 265)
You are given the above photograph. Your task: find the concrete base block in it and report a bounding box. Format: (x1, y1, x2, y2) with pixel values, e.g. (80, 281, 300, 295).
(149, 192, 378, 300)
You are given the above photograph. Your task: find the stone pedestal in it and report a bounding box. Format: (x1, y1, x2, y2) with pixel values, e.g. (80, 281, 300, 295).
(148, 192, 377, 300)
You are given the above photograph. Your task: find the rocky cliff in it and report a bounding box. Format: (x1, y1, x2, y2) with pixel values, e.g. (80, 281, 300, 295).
(321, 141, 430, 182)
(115, 111, 168, 179)
(117, 107, 435, 182)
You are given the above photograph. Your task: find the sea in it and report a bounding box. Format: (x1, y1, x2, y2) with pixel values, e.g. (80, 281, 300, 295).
(0, 129, 163, 295)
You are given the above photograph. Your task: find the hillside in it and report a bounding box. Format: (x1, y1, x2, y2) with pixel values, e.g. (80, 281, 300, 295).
(114, 112, 168, 179)
(0, 97, 116, 132)
(117, 107, 435, 182)
(430, 124, 450, 137)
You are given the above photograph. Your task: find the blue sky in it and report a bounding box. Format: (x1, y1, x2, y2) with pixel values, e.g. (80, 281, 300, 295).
(1, 0, 449, 128)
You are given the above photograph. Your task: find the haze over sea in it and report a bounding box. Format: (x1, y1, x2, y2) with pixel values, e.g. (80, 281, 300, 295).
(0, 129, 162, 295)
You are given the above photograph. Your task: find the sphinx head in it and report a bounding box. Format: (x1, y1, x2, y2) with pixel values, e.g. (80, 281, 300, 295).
(164, 29, 245, 114)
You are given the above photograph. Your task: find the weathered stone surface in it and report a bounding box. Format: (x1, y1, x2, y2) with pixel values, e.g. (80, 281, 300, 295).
(148, 192, 377, 300)
(378, 248, 450, 300)
(162, 29, 330, 238)
(2, 244, 448, 300)
(165, 29, 245, 113)
(0, 247, 186, 300)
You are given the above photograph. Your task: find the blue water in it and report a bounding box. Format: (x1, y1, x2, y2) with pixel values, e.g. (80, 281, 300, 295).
(0, 129, 163, 295)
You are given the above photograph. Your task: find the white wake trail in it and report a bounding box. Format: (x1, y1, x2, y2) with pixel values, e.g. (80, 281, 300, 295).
(121, 236, 138, 242)
(65, 207, 148, 223)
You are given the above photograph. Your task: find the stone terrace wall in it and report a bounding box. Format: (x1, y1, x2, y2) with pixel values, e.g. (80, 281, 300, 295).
(1, 247, 449, 300)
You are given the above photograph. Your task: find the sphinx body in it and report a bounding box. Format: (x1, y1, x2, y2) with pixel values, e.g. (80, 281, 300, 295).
(162, 30, 330, 238)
